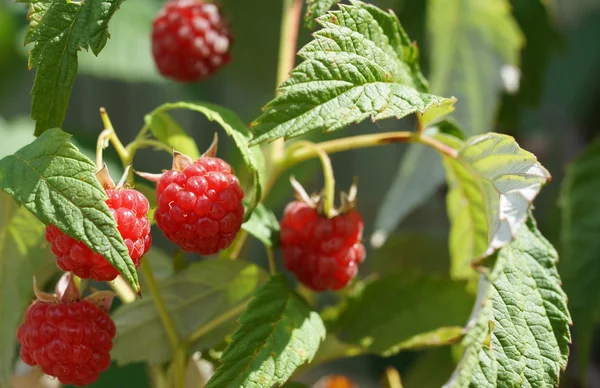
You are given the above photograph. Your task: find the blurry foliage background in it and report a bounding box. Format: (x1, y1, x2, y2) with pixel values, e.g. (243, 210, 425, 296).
(1, 0, 600, 386)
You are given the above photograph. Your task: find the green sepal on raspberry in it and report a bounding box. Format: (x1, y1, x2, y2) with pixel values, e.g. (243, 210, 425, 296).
(280, 179, 366, 291)
(137, 133, 245, 255)
(17, 273, 117, 387)
(151, 0, 233, 82)
(45, 165, 152, 282)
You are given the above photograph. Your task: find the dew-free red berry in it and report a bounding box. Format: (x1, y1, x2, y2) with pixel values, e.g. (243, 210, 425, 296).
(153, 154, 244, 255)
(45, 168, 152, 281)
(280, 201, 366, 291)
(152, 0, 232, 82)
(17, 274, 116, 387)
(138, 138, 245, 255)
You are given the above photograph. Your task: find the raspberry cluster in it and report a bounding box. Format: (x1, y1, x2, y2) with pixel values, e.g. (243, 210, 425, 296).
(280, 201, 366, 291)
(152, 0, 232, 82)
(45, 188, 152, 281)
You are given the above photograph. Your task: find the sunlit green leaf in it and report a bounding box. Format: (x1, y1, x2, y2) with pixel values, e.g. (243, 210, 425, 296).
(18, 0, 126, 134)
(0, 128, 139, 290)
(250, 0, 453, 145)
(445, 217, 570, 387)
(206, 275, 325, 387)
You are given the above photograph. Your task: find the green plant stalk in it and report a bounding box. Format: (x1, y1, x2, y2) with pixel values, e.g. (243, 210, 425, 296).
(288, 141, 336, 217)
(270, 0, 303, 161)
(140, 259, 185, 388)
(98, 108, 130, 168)
(139, 259, 180, 350)
(96, 109, 187, 386)
(266, 246, 277, 276)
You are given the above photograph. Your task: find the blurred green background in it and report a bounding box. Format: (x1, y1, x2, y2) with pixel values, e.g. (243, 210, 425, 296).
(2, 0, 600, 386)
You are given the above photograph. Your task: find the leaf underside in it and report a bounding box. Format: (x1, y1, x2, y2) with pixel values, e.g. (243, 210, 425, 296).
(443, 133, 550, 280)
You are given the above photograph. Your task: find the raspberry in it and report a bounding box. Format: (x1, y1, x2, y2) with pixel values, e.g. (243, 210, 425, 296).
(17, 275, 116, 387)
(280, 201, 366, 291)
(46, 187, 152, 282)
(151, 154, 244, 255)
(152, 0, 232, 82)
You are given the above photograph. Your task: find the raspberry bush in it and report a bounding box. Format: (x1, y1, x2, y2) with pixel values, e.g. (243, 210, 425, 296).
(5, 0, 600, 386)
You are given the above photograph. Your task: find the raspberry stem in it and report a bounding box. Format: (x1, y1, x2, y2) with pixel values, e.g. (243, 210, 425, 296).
(288, 141, 336, 218)
(140, 259, 186, 388)
(97, 108, 130, 169)
(270, 0, 303, 161)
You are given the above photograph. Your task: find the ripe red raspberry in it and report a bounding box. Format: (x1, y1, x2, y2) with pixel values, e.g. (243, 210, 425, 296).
(17, 274, 116, 387)
(280, 201, 366, 291)
(152, 0, 232, 82)
(147, 151, 244, 255)
(45, 168, 151, 281)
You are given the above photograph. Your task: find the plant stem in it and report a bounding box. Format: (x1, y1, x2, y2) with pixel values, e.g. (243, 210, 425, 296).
(270, 0, 303, 161)
(99, 108, 130, 167)
(277, 131, 413, 171)
(266, 247, 277, 276)
(288, 141, 336, 217)
(110, 276, 137, 304)
(418, 133, 459, 158)
(227, 229, 248, 259)
(139, 259, 181, 352)
(185, 302, 249, 345)
(384, 367, 404, 388)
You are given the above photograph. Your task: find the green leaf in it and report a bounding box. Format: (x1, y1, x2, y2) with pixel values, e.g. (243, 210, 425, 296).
(0, 128, 139, 291)
(445, 217, 571, 387)
(111, 259, 268, 365)
(0, 192, 57, 385)
(19, 0, 126, 135)
(206, 275, 326, 387)
(335, 272, 472, 356)
(77, 0, 163, 83)
(145, 102, 266, 217)
(241, 203, 280, 248)
(375, 0, 524, 241)
(145, 112, 201, 160)
(443, 133, 550, 280)
(304, 0, 341, 29)
(250, 0, 453, 145)
(559, 135, 600, 374)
